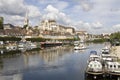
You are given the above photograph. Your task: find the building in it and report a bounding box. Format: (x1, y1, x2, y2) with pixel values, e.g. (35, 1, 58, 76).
(58, 25, 66, 35)
(4, 28, 26, 37)
(75, 30, 88, 41)
(102, 33, 111, 39)
(0, 29, 5, 37)
(65, 27, 75, 35)
(3, 23, 15, 30)
(23, 12, 29, 30)
(0, 17, 4, 29)
(39, 20, 58, 31)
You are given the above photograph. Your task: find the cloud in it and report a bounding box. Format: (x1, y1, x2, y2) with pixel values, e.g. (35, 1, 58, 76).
(80, 1, 93, 11)
(92, 22, 103, 29)
(0, 0, 26, 16)
(0, 0, 41, 26)
(73, 20, 105, 34)
(45, 5, 59, 13)
(112, 24, 120, 32)
(42, 5, 71, 25)
(39, 0, 58, 4)
(27, 5, 41, 18)
(53, 1, 69, 11)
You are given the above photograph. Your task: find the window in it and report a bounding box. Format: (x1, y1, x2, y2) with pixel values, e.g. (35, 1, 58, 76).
(118, 65, 120, 68)
(114, 65, 116, 68)
(110, 65, 112, 68)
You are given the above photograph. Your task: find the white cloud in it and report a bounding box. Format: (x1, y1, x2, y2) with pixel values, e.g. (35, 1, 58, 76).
(45, 5, 59, 13)
(0, 0, 26, 16)
(42, 5, 71, 25)
(0, 0, 41, 26)
(73, 20, 105, 34)
(112, 24, 120, 32)
(92, 22, 103, 29)
(54, 1, 69, 11)
(27, 5, 41, 18)
(39, 0, 58, 4)
(81, 1, 93, 11)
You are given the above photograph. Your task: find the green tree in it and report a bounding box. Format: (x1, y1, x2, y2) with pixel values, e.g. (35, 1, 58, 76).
(0, 17, 3, 29)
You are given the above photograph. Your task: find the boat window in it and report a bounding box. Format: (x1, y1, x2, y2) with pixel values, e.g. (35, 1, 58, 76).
(110, 65, 112, 68)
(98, 65, 100, 67)
(90, 64, 92, 67)
(94, 64, 97, 67)
(114, 65, 116, 68)
(118, 65, 120, 68)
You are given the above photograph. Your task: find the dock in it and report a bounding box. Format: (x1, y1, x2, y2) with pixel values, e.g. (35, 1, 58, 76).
(111, 46, 120, 60)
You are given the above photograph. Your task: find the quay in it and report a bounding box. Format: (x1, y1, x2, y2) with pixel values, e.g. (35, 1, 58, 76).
(111, 46, 120, 60)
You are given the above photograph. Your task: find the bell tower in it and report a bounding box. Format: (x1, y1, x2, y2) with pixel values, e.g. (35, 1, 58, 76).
(24, 10, 29, 30)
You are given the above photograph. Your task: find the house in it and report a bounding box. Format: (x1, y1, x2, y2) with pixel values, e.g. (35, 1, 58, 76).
(75, 30, 88, 41)
(0, 29, 5, 37)
(3, 23, 15, 30)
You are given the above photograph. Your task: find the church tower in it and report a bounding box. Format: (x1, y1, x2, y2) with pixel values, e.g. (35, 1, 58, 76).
(23, 11, 29, 30)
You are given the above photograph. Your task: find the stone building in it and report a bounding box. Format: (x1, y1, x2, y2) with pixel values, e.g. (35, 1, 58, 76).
(75, 31, 88, 41)
(3, 23, 15, 30)
(39, 20, 59, 32)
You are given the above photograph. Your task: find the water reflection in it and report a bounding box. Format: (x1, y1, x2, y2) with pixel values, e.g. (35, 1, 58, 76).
(0, 73, 23, 80)
(22, 46, 73, 68)
(0, 44, 111, 80)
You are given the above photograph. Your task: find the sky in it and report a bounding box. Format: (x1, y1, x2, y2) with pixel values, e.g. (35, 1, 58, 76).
(0, 0, 120, 34)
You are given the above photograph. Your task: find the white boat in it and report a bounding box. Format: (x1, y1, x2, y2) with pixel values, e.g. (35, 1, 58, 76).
(86, 61, 103, 79)
(85, 52, 104, 79)
(105, 61, 120, 77)
(101, 54, 118, 66)
(74, 44, 86, 50)
(101, 46, 110, 54)
(18, 42, 37, 50)
(18, 42, 25, 48)
(28, 43, 37, 49)
(74, 41, 79, 46)
(6, 45, 17, 50)
(88, 51, 99, 62)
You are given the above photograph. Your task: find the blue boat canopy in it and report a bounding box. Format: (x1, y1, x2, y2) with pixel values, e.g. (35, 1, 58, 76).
(90, 51, 97, 55)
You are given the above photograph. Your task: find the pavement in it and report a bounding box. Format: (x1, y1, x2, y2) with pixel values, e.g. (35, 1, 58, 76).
(111, 46, 120, 59)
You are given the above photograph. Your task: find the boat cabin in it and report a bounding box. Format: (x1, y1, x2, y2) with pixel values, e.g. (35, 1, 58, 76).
(106, 62, 120, 72)
(88, 61, 102, 72)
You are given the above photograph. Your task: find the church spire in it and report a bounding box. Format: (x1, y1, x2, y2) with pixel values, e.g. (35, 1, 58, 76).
(24, 10, 29, 30)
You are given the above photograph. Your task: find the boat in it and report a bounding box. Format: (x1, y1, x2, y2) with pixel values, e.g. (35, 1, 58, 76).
(85, 61, 104, 78)
(101, 46, 110, 54)
(74, 41, 79, 46)
(101, 54, 118, 66)
(6, 45, 17, 51)
(85, 51, 104, 79)
(18, 42, 25, 48)
(74, 44, 86, 50)
(105, 61, 120, 77)
(90, 51, 97, 55)
(28, 42, 37, 49)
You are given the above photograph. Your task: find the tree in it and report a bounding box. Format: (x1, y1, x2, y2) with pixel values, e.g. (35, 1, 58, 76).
(0, 17, 3, 29)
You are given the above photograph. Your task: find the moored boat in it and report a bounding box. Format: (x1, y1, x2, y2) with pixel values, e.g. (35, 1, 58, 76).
(101, 46, 110, 54)
(85, 51, 104, 79)
(6, 45, 17, 51)
(85, 61, 104, 78)
(105, 61, 120, 78)
(74, 44, 86, 50)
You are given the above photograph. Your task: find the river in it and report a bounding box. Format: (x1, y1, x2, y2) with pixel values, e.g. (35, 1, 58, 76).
(0, 43, 118, 80)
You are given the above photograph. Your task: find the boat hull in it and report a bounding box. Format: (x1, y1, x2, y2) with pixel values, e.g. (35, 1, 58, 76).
(85, 71, 104, 79)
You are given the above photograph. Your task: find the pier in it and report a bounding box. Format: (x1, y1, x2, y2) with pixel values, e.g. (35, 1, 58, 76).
(111, 46, 120, 59)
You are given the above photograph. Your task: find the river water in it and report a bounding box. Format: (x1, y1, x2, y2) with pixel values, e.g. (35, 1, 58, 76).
(0, 43, 117, 80)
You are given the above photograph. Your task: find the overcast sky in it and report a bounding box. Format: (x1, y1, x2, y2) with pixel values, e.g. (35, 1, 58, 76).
(0, 0, 120, 34)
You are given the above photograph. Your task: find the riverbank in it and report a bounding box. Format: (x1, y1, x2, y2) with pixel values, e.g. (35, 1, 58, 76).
(111, 46, 120, 60)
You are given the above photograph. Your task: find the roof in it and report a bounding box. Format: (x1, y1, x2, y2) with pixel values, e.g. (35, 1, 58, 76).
(90, 51, 97, 55)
